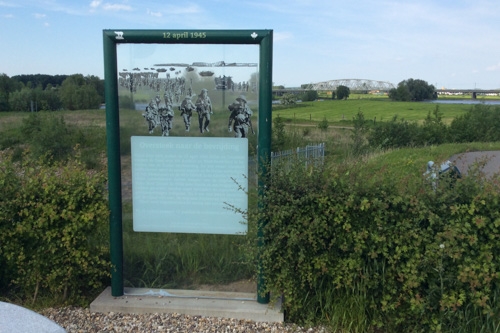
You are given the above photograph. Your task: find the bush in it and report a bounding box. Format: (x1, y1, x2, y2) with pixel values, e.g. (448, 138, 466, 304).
(272, 116, 287, 152)
(418, 105, 447, 145)
(336, 85, 350, 100)
(389, 78, 436, 101)
(317, 117, 328, 131)
(0, 151, 110, 304)
(300, 90, 318, 102)
(257, 157, 500, 331)
(351, 111, 370, 156)
(281, 93, 297, 106)
(368, 115, 420, 149)
(363, 105, 500, 151)
(20, 114, 76, 162)
(448, 105, 500, 143)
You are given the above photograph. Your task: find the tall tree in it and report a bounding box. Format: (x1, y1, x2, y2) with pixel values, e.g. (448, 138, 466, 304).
(389, 78, 436, 101)
(60, 74, 100, 110)
(11, 74, 68, 90)
(301, 90, 318, 102)
(336, 85, 350, 100)
(0, 73, 20, 111)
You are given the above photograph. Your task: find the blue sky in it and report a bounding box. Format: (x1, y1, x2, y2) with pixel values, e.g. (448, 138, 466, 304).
(1, 0, 500, 89)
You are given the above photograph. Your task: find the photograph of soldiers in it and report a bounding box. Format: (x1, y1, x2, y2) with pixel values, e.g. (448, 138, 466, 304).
(228, 95, 254, 138)
(158, 95, 174, 136)
(178, 96, 196, 132)
(195, 88, 213, 133)
(142, 94, 162, 134)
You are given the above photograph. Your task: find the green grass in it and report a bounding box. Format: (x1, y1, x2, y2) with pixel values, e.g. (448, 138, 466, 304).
(363, 141, 500, 184)
(1, 104, 498, 296)
(121, 199, 256, 289)
(273, 99, 471, 126)
(436, 94, 500, 100)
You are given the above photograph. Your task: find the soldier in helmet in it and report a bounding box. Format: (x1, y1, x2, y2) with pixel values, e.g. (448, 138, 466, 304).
(195, 88, 213, 133)
(158, 96, 174, 136)
(228, 95, 254, 138)
(179, 96, 196, 132)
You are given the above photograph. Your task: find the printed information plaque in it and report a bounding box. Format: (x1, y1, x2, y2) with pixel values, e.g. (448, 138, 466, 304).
(131, 136, 248, 234)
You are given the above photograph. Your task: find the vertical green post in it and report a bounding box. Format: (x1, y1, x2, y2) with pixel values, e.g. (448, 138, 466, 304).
(103, 32, 124, 297)
(257, 30, 273, 304)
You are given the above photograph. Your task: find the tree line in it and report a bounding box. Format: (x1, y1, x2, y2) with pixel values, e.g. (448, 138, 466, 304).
(0, 73, 104, 112)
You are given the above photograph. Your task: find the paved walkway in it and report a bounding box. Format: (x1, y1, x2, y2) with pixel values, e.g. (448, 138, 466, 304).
(449, 150, 500, 178)
(0, 301, 66, 333)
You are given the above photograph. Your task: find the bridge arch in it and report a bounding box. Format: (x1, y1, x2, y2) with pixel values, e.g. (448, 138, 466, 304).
(308, 79, 395, 91)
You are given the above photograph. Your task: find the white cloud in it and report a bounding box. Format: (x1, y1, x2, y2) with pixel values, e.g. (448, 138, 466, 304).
(102, 3, 132, 11)
(44, 22, 50, 27)
(486, 63, 500, 71)
(90, 0, 101, 9)
(1, 13, 14, 18)
(34, 13, 46, 19)
(147, 8, 162, 17)
(0, 1, 18, 7)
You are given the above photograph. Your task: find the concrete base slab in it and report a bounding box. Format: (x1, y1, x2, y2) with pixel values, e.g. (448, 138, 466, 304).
(90, 287, 283, 323)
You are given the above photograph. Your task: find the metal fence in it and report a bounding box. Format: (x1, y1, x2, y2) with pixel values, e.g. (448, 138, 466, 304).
(271, 143, 325, 168)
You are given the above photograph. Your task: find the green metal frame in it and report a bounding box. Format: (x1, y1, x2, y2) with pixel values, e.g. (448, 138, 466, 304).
(103, 29, 272, 303)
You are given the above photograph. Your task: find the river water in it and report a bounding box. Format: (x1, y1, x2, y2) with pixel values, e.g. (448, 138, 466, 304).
(423, 100, 500, 105)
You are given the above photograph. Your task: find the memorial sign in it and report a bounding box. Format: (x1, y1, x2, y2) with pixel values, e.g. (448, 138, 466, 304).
(103, 29, 272, 303)
(131, 136, 248, 234)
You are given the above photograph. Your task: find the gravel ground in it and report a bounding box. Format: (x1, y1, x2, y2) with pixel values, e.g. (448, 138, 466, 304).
(38, 307, 327, 333)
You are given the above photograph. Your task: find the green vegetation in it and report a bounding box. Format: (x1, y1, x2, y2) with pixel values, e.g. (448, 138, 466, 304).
(281, 93, 297, 106)
(273, 98, 471, 125)
(0, 111, 107, 168)
(300, 89, 319, 102)
(0, 73, 104, 112)
(336, 85, 351, 100)
(122, 202, 253, 289)
(257, 152, 500, 331)
(389, 78, 437, 101)
(317, 116, 329, 131)
(364, 105, 500, 150)
(1, 97, 499, 332)
(0, 152, 110, 305)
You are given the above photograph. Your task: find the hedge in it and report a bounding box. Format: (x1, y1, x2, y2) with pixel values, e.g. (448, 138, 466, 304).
(258, 158, 500, 332)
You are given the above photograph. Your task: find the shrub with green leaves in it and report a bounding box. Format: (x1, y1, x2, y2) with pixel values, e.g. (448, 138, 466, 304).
(0, 151, 110, 304)
(281, 93, 297, 106)
(256, 157, 500, 331)
(448, 104, 500, 143)
(300, 90, 319, 102)
(368, 115, 420, 149)
(317, 117, 328, 132)
(20, 113, 76, 162)
(365, 105, 500, 151)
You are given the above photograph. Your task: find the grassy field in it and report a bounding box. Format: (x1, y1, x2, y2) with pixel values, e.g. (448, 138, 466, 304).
(362, 142, 500, 186)
(273, 99, 472, 125)
(0, 98, 476, 131)
(2, 101, 499, 320)
(318, 92, 500, 101)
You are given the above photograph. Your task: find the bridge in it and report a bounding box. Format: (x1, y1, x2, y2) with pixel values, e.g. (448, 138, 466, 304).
(273, 78, 500, 99)
(307, 79, 395, 91)
(436, 89, 500, 99)
(273, 78, 395, 95)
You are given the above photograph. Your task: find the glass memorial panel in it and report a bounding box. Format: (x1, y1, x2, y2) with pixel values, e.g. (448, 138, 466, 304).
(131, 136, 248, 234)
(116, 43, 259, 292)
